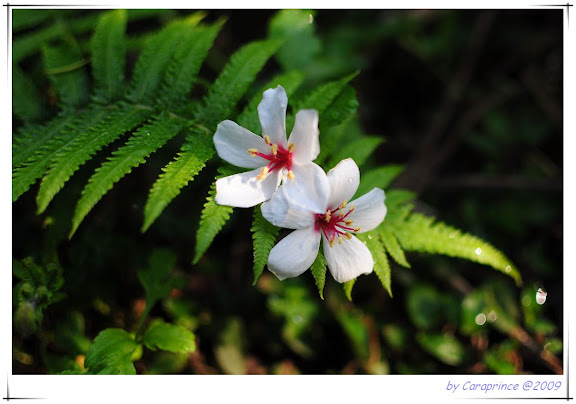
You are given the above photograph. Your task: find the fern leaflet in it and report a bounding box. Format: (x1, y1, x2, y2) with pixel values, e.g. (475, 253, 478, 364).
(251, 206, 280, 284)
(327, 136, 384, 169)
(357, 232, 393, 297)
(343, 278, 356, 301)
(70, 112, 186, 236)
(379, 225, 410, 268)
(310, 250, 327, 299)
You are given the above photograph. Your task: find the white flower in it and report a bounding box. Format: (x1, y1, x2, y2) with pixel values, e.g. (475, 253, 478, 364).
(213, 85, 320, 208)
(261, 158, 387, 283)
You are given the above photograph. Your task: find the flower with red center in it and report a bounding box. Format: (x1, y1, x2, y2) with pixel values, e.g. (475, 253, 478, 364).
(261, 158, 387, 283)
(213, 85, 320, 208)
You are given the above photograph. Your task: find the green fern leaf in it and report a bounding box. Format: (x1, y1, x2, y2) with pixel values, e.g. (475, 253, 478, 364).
(13, 66, 43, 121)
(193, 165, 240, 265)
(320, 85, 359, 128)
(310, 250, 327, 299)
(343, 278, 356, 301)
(127, 14, 204, 104)
(143, 39, 281, 231)
(394, 213, 522, 285)
(70, 112, 186, 236)
(157, 20, 224, 109)
(36, 105, 152, 214)
(357, 232, 392, 297)
(379, 226, 410, 268)
(42, 41, 89, 110)
(90, 9, 127, 104)
(294, 71, 358, 113)
(251, 206, 280, 284)
(142, 130, 213, 232)
(355, 165, 404, 197)
(327, 136, 384, 169)
(12, 108, 109, 202)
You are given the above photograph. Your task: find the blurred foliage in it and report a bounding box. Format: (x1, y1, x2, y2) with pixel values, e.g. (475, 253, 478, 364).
(13, 8, 562, 375)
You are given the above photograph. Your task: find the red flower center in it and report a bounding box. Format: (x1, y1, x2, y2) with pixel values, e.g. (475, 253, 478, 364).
(314, 201, 360, 247)
(248, 135, 294, 180)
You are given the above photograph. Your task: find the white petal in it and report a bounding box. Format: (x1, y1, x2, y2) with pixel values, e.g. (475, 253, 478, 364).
(261, 163, 327, 229)
(326, 158, 360, 210)
(213, 120, 269, 168)
(258, 86, 288, 146)
(267, 227, 321, 280)
(323, 234, 374, 283)
(348, 188, 387, 233)
(215, 169, 281, 208)
(288, 109, 320, 164)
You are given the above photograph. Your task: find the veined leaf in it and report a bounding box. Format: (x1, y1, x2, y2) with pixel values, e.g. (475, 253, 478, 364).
(157, 20, 224, 109)
(327, 136, 384, 169)
(193, 165, 240, 265)
(355, 165, 404, 197)
(143, 323, 196, 353)
(42, 41, 89, 110)
(70, 112, 186, 236)
(138, 248, 178, 305)
(84, 328, 137, 375)
(12, 107, 109, 202)
(310, 250, 327, 299)
(357, 232, 392, 297)
(294, 71, 358, 113)
(379, 225, 410, 268)
(143, 39, 281, 231)
(90, 9, 127, 104)
(127, 14, 204, 104)
(36, 104, 152, 215)
(394, 213, 522, 285)
(251, 206, 280, 284)
(321, 85, 359, 129)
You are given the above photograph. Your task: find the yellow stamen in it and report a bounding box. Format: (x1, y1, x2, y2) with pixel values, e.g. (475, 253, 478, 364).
(264, 135, 272, 145)
(339, 211, 346, 218)
(256, 166, 269, 181)
(329, 237, 336, 247)
(343, 232, 352, 240)
(271, 144, 278, 156)
(248, 148, 258, 156)
(344, 219, 353, 226)
(354, 227, 361, 232)
(338, 236, 343, 245)
(288, 143, 295, 152)
(348, 205, 355, 213)
(339, 200, 348, 210)
(287, 170, 295, 181)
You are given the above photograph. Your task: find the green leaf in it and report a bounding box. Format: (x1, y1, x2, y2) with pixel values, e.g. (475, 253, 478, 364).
(343, 278, 356, 301)
(138, 249, 178, 305)
(294, 71, 358, 113)
(143, 323, 196, 353)
(268, 9, 320, 70)
(42, 41, 89, 110)
(157, 20, 223, 109)
(70, 112, 185, 236)
(251, 206, 280, 284)
(36, 104, 152, 215)
(127, 14, 204, 104)
(357, 232, 392, 297)
(355, 165, 404, 197)
(416, 332, 465, 366)
(193, 165, 239, 264)
(143, 39, 280, 231)
(90, 9, 127, 103)
(12, 107, 109, 202)
(394, 213, 522, 284)
(84, 328, 137, 375)
(379, 226, 410, 268)
(320, 85, 359, 128)
(13, 66, 43, 121)
(327, 136, 384, 169)
(309, 250, 327, 299)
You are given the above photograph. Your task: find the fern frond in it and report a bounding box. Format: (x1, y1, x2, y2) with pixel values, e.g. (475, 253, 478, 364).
(310, 250, 327, 299)
(142, 39, 281, 231)
(326, 136, 384, 169)
(394, 213, 522, 285)
(294, 71, 358, 113)
(70, 112, 186, 236)
(157, 20, 224, 109)
(142, 130, 213, 232)
(12, 107, 109, 202)
(357, 232, 392, 297)
(13, 66, 43, 122)
(42, 41, 89, 110)
(90, 9, 127, 104)
(36, 105, 152, 214)
(343, 278, 356, 301)
(379, 226, 410, 268)
(320, 85, 359, 128)
(127, 14, 204, 104)
(251, 206, 280, 284)
(193, 165, 240, 265)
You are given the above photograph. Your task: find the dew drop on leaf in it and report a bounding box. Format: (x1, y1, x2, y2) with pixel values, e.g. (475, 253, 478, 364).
(475, 313, 486, 325)
(536, 288, 547, 305)
(475, 247, 482, 256)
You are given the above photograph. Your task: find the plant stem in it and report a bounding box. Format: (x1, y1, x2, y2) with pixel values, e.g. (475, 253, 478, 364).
(134, 299, 156, 341)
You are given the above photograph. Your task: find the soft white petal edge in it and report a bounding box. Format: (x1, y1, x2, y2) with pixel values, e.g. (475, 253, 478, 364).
(288, 109, 320, 165)
(349, 188, 387, 233)
(261, 163, 329, 229)
(267, 227, 321, 281)
(323, 234, 374, 283)
(257, 85, 288, 146)
(326, 158, 360, 210)
(213, 120, 269, 169)
(214, 169, 281, 208)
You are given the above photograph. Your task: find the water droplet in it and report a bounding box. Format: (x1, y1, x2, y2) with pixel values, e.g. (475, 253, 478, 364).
(347, 178, 353, 183)
(475, 313, 487, 326)
(536, 288, 547, 305)
(367, 235, 373, 240)
(475, 247, 482, 256)
(448, 232, 456, 239)
(307, 14, 314, 24)
(487, 310, 498, 323)
(505, 265, 512, 273)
